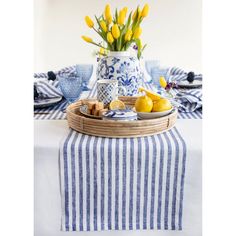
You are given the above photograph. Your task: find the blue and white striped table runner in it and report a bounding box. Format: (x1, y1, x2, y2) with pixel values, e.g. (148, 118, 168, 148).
(60, 127, 187, 231)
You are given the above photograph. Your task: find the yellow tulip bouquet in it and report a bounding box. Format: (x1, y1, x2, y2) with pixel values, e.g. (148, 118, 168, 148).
(82, 4, 149, 59)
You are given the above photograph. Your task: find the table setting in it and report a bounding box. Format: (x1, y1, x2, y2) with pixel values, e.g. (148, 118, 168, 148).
(34, 3, 202, 236)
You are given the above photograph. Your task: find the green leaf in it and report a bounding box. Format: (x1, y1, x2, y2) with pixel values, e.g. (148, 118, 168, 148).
(94, 15, 107, 41)
(115, 8, 118, 24)
(141, 44, 147, 52)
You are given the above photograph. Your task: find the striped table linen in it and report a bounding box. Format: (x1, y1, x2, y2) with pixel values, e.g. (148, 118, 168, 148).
(34, 79, 63, 98)
(34, 78, 202, 120)
(34, 65, 76, 79)
(174, 89, 202, 113)
(167, 67, 202, 82)
(60, 127, 187, 231)
(34, 66, 76, 98)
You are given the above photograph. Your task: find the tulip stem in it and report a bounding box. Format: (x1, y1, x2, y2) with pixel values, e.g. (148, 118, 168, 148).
(90, 42, 108, 50)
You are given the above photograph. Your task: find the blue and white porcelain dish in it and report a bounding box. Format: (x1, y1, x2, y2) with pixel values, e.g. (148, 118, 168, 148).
(177, 80, 202, 88)
(34, 96, 62, 108)
(103, 109, 137, 121)
(97, 51, 142, 96)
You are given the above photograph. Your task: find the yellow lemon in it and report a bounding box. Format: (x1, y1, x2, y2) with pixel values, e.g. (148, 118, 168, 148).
(135, 95, 153, 112)
(138, 87, 161, 101)
(109, 100, 126, 110)
(152, 98, 172, 112)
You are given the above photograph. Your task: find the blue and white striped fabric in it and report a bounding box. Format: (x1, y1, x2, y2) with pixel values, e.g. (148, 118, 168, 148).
(167, 67, 202, 82)
(175, 89, 202, 113)
(60, 127, 187, 231)
(34, 65, 77, 98)
(34, 80, 63, 98)
(34, 65, 76, 79)
(34, 99, 68, 120)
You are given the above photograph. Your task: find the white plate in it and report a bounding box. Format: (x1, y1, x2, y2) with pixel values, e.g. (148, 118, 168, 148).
(178, 80, 202, 88)
(134, 107, 174, 119)
(34, 96, 62, 108)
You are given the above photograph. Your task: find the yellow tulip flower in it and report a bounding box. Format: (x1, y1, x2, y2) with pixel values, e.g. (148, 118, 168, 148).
(85, 16, 94, 28)
(132, 7, 141, 21)
(107, 32, 114, 44)
(100, 20, 107, 32)
(123, 7, 128, 17)
(99, 47, 105, 55)
(82, 35, 93, 43)
(118, 9, 126, 25)
(107, 15, 112, 25)
(159, 76, 167, 88)
(124, 29, 132, 41)
(111, 24, 120, 39)
(141, 4, 149, 18)
(104, 4, 112, 22)
(133, 27, 142, 39)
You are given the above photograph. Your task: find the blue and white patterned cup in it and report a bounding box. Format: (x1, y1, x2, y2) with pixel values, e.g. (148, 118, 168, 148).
(97, 79, 126, 106)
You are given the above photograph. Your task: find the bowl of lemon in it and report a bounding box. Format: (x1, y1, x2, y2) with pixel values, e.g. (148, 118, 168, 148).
(134, 87, 173, 119)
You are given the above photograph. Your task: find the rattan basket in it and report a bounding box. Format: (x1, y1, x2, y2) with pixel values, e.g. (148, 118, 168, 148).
(66, 96, 178, 138)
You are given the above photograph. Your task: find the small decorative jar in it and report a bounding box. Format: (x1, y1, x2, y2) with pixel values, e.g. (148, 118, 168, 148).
(102, 109, 138, 121)
(96, 51, 141, 96)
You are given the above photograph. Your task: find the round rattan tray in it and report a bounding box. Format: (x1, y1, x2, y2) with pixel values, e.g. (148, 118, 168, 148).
(66, 96, 178, 138)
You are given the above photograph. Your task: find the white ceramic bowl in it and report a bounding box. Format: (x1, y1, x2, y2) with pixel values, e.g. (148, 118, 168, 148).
(134, 107, 174, 119)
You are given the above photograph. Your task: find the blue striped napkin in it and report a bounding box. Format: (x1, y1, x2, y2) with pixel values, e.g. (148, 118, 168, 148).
(174, 89, 202, 113)
(60, 127, 187, 231)
(34, 80, 63, 98)
(34, 65, 76, 79)
(167, 67, 202, 82)
(34, 66, 76, 99)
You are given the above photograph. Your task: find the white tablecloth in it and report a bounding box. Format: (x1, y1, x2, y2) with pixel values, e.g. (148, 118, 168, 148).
(34, 119, 202, 236)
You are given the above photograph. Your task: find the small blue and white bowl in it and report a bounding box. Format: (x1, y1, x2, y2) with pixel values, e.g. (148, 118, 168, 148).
(102, 109, 137, 121)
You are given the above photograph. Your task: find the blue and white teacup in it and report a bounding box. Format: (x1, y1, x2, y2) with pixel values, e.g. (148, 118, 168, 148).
(97, 79, 126, 106)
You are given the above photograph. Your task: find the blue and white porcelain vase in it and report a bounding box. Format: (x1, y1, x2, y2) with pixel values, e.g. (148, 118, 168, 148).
(96, 51, 141, 96)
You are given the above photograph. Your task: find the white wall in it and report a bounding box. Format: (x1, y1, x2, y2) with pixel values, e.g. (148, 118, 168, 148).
(34, 0, 202, 73)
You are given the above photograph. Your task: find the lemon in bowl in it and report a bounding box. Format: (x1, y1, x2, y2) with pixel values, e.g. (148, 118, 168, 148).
(135, 97, 173, 119)
(152, 98, 172, 112)
(135, 95, 153, 112)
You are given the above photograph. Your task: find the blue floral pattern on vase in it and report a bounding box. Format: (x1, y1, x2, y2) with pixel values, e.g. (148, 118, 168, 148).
(96, 52, 141, 96)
